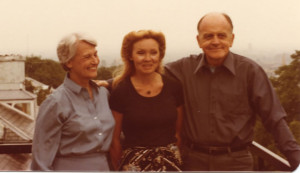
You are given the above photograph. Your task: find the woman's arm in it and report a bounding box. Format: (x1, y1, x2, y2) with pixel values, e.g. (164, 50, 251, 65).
(175, 105, 184, 148)
(109, 110, 123, 170)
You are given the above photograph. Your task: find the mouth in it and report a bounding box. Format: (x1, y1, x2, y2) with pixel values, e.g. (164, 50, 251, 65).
(142, 64, 153, 68)
(87, 66, 98, 71)
(208, 47, 223, 51)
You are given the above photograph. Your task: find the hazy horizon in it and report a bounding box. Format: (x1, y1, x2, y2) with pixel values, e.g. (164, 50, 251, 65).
(1, 0, 299, 66)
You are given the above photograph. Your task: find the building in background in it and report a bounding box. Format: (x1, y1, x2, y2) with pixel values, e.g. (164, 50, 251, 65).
(0, 55, 37, 171)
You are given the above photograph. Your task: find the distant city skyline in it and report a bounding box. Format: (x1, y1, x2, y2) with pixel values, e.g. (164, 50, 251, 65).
(1, 0, 299, 66)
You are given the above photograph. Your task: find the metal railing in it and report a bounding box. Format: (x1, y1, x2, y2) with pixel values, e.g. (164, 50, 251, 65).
(0, 142, 31, 154)
(249, 141, 291, 171)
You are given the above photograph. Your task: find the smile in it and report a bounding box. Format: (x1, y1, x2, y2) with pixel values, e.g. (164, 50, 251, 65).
(87, 66, 98, 70)
(142, 64, 153, 67)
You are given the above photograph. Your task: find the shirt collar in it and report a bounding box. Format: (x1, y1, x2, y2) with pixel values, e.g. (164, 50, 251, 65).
(63, 74, 99, 94)
(194, 53, 206, 74)
(193, 52, 236, 76)
(223, 52, 236, 76)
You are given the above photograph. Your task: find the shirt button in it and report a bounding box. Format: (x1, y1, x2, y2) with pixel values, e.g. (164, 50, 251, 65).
(94, 117, 98, 120)
(98, 132, 103, 136)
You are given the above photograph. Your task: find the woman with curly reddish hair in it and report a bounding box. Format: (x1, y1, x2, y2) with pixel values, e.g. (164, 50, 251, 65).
(109, 30, 184, 171)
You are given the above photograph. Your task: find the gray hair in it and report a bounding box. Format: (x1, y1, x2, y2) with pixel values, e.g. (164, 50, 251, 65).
(57, 33, 97, 65)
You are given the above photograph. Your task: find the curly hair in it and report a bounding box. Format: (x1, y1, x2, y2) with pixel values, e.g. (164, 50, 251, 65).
(113, 30, 166, 89)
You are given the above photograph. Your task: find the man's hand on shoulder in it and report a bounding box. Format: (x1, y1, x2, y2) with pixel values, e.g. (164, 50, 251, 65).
(93, 80, 109, 88)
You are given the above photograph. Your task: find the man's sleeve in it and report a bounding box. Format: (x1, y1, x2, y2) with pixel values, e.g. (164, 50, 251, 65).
(249, 65, 300, 170)
(164, 59, 184, 81)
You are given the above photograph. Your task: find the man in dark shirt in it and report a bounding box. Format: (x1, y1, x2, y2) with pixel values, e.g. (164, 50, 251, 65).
(165, 12, 300, 171)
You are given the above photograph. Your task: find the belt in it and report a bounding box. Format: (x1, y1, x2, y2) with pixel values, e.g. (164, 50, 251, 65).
(184, 140, 250, 155)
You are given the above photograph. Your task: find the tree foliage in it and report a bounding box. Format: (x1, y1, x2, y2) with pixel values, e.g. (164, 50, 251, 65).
(23, 80, 35, 93)
(96, 65, 120, 80)
(25, 56, 66, 89)
(36, 88, 52, 106)
(270, 50, 300, 122)
(24, 79, 52, 105)
(253, 50, 300, 170)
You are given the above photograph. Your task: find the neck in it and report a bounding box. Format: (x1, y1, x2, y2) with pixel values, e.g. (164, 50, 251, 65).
(68, 73, 94, 99)
(69, 73, 90, 88)
(130, 72, 163, 97)
(131, 72, 159, 84)
(206, 57, 225, 67)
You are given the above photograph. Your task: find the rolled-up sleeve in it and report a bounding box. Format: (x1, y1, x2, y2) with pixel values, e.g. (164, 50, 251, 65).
(31, 97, 63, 171)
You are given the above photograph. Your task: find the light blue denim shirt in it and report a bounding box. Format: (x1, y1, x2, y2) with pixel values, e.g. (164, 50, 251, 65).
(31, 75, 115, 170)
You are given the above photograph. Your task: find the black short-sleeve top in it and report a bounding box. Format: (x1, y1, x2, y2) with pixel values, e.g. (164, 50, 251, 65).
(109, 75, 183, 148)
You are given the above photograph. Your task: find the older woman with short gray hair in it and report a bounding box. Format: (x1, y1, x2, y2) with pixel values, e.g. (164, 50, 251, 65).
(31, 33, 115, 171)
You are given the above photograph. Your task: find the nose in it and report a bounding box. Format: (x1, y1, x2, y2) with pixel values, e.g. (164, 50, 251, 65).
(144, 53, 152, 61)
(211, 35, 220, 44)
(91, 55, 100, 65)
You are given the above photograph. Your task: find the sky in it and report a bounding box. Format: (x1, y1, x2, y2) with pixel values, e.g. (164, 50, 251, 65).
(1, 0, 300, 66)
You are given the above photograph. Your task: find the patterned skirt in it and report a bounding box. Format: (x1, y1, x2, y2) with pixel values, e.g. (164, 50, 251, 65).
(118, 143, 182, 171)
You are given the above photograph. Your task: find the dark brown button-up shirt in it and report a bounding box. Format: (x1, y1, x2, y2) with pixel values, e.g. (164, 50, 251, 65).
(165, 52, 300, 167)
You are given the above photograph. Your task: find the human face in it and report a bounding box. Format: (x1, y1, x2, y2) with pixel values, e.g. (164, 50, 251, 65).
(66, 41, 99, 85)
(197, 13, 234, 66)
(131, 38, 160, 75)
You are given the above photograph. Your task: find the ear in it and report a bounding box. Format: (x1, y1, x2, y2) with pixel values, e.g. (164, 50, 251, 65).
(66, 60, 73, 69)
(196, 35, 202, 48)
(229, 33, 235, 47)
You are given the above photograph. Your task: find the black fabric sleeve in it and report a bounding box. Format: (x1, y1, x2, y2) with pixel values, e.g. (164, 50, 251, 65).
(164, 75, 184, 107)
(109, 84, 125, 113)
(174, 80, 184, 107)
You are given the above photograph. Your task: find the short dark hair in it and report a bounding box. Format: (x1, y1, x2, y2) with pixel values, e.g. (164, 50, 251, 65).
(197, 13, 233, 33)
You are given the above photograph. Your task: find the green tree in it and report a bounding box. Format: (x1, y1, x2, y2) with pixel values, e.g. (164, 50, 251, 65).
(37, 88, 52, 106)
(270, 50, 300, 122)
(23, 80, 35, 93)
(96, 65, 120, 80)
(253, 50, 300, 170)
(25, 56, 66, 88)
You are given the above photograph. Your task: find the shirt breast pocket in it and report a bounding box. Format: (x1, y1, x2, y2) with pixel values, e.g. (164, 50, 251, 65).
(219, 87, 248, 115)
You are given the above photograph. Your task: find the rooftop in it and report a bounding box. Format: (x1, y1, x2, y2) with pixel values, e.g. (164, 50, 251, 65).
(0, 89, 36, 101)
(0, 103, 34, 141)
(0, 54, 25, 62)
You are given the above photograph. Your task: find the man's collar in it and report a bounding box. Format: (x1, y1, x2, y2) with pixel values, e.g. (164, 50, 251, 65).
(194, 52, 236, 76)
(223, 52, 236, 76)
(194, 53, 206, 74)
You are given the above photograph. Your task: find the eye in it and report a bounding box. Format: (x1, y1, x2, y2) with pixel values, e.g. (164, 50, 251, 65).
(84, 55, 91, 59)
(218, 33, 227, 39)
(150, 50, 158, 55)
(136, 50, 145, 55)
(203, 34, 213, 39)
